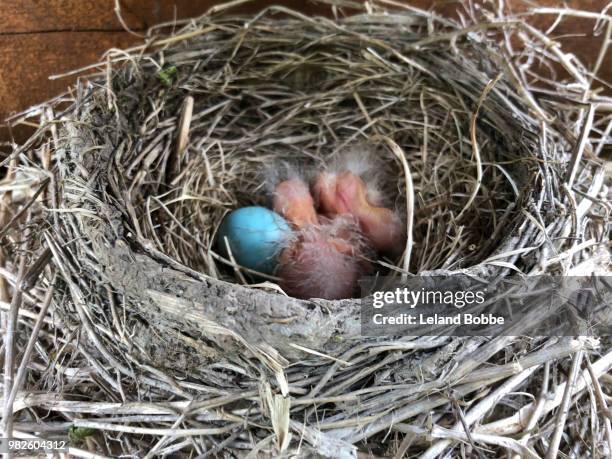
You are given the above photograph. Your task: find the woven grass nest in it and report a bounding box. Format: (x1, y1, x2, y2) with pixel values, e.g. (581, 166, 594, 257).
(1, 0, 611, 457)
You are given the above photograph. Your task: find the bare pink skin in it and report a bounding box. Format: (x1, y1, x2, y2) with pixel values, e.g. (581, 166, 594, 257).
(278, 216, 372, 300)
(313, 171, 405, 256)
(273, 178, 319, 228)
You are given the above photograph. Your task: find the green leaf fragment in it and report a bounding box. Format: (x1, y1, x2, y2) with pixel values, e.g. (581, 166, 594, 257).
(157, 66, 178, 87)
(69, 426, 97, 442)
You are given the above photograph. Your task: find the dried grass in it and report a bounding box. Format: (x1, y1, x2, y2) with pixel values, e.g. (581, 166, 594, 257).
(0, 0, 610, 457)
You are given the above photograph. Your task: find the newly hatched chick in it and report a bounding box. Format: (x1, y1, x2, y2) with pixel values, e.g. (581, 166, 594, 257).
(277, 216, 372, 300)
(273, 177, 318, 228)
(314, 169, 405, 257)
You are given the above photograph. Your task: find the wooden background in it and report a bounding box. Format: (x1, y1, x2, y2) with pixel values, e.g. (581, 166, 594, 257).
(0, 0, 609, 145)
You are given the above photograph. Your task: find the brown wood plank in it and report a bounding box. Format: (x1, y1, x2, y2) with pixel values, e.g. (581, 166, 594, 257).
(0, 0, 136, 33)
(0, 0, 189, 33)
(0, 0, 329, 34)
(0, 31, 139, 117)
(0, 0, 609, 145)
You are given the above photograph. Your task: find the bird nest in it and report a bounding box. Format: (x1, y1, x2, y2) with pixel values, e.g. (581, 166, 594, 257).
(1, 0, 610, 457)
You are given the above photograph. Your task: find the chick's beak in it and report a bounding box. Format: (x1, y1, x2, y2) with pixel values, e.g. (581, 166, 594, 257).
(314, 171, 405, 256)
(273, 178, 318, 228)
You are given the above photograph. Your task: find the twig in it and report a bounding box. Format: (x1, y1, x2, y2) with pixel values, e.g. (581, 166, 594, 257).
(584, 356, 612, 453)
(1, 217, 30, 443)
(545, 350, 584, 459)
(456, 73, 502, 221)
(421, 365, 539, 458)
(565, 104, 595, 188)
(169, 95, 195, 181)
(0, 178, 49, 240)
(5, 280, 55, 417)
(380, 136, 414, 276)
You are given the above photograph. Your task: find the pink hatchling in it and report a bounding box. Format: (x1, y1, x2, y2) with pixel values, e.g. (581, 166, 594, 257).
(313, 170, 405, 257)
(276, 215, 372, 300)
(272, 177, 318, 228)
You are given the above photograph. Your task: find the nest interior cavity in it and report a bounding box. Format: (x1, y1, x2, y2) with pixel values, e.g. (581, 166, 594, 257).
(1, 1, 610, 457)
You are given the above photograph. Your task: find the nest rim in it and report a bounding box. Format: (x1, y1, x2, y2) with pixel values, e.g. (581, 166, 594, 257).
(1, 1, 610, 457)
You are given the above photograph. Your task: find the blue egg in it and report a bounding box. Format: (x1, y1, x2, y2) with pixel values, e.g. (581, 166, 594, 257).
(216, 206, 292, 275)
